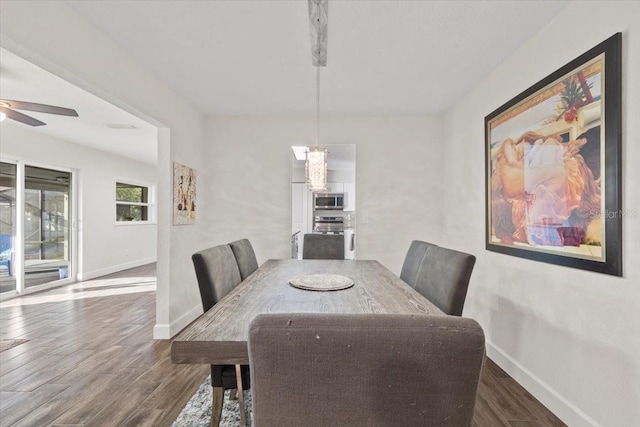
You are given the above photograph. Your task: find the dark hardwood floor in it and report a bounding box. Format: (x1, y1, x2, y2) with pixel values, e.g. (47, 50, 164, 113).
(0, 264, 565, 426)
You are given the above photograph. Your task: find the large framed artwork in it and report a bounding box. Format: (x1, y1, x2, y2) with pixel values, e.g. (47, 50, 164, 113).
(485, 33, 622, 276)
(173, 162, 196, 225)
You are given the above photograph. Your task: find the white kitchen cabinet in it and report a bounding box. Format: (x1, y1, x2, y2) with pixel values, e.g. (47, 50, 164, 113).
(343, 183, 356, 211)
(292, 183, 308, 230)
(325, 182, 344, 193)
(291, 183, 310, 259)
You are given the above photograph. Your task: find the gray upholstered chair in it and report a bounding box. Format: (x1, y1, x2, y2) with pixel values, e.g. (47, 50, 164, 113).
(399, 240, 437, 287)
(302, 233, 344, 260)
(191, 244, 250, 427)
(414, 246, 476, 316)
(228, 238, 259, 281)
(248, 313, 485, 427)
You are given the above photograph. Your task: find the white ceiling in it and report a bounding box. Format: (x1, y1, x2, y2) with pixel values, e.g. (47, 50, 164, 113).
(1, 1, 569, 165)
(67, 0, 569, 115)
(0, 48, 158, 165)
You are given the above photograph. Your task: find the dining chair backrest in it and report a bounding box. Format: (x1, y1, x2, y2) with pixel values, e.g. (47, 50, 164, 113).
(399, 240, 437, 287)
(191, 244, 249, 425)
(228, 238, 259, 281)
(302, 234, 344, 260)
(248, 313, 485, 427)
(414, 246, 476, 316)
(192, 244, 242, 312)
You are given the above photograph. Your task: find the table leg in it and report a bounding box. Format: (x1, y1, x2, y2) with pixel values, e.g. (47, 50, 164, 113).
(235, 364, 246, 427)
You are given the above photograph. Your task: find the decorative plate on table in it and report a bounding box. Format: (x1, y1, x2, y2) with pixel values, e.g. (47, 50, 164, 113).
(288, 274, 354, 291)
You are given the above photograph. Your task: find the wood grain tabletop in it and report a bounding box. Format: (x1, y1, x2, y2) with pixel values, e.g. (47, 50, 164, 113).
(171, 259, 443, 365)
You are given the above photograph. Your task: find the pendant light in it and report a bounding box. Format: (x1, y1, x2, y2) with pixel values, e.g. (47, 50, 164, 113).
(306, 66, 328, 192)
(305, 0, 328, 192)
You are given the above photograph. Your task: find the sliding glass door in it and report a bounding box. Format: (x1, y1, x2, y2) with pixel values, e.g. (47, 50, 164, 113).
(0, 161, 73, 295)
(0, 162, 17, 293)
(24, 166, 71, 288)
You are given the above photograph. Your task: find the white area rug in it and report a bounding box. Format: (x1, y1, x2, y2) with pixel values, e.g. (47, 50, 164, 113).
(172, 376, 252, 427)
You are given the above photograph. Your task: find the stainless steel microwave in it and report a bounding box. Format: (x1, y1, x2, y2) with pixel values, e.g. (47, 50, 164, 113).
(314, 193, 344, 210)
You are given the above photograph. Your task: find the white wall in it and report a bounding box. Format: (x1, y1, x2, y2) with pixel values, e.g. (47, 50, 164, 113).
(0, 124, 157, 278)
(0, 0, 208, 338)
(203, 115, 444, 272)
(442, 2, 640, 426)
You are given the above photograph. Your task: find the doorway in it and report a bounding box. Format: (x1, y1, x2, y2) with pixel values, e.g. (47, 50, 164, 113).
(290, 144, 356, 260)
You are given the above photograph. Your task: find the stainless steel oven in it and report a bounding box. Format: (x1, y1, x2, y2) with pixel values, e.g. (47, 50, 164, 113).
(313, 193, 344, 210)
(313, 216, 344, 233)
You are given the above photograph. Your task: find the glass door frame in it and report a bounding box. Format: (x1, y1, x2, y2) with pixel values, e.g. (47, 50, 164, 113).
(0, 156, 78, 300)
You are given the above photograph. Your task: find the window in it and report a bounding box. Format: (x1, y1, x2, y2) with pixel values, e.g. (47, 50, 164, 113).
(115, 181, 153, 222)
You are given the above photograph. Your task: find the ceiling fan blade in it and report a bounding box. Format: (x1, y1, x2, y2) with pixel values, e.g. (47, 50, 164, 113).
(1, 100, 78, 117)
(0, 106, 46, 126)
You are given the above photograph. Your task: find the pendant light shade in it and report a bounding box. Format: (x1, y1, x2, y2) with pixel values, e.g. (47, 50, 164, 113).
(305, 146, 328, 192)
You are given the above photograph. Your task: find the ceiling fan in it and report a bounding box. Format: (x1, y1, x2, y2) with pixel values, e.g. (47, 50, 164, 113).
(0, 99, 78, 127)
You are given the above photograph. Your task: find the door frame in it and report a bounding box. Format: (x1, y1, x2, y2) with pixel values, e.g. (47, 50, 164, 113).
(0, 156, 78, 300)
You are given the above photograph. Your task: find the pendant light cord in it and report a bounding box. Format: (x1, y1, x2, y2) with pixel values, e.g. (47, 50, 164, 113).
(316, 65, 320, 146)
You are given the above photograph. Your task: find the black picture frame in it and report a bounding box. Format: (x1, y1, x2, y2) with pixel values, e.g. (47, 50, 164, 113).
(485, 33, 622, 276)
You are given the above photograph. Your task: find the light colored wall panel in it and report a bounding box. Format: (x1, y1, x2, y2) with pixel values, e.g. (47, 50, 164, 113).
(442, 2, 640, 425)
(204, 115, 444, 275)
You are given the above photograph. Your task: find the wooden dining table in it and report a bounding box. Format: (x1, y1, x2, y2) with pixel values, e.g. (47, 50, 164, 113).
(171, 259, 445, 426)
(171, 259, 444, 366)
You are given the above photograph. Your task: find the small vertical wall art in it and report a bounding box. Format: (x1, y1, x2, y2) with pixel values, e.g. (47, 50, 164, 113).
(173, 162, 196, 225)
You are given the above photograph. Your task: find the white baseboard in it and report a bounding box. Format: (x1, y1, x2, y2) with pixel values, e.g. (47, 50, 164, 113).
(153, 303, 202, 340)
(486, 340, 601, 427)
(77, 257, 156, 282)
(153, 323, 171, 340)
